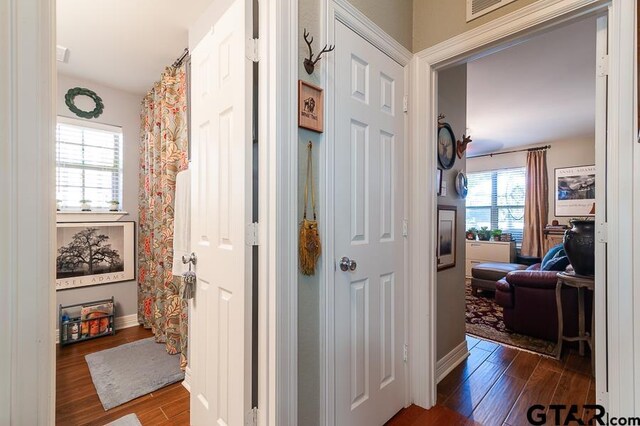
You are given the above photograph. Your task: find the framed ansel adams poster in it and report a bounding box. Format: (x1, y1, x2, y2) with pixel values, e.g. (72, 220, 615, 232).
(56, 221, 135, 290)
(554, 165, 596, 217)
(437, 205, 457, 271)
(298, 80, 324, 133)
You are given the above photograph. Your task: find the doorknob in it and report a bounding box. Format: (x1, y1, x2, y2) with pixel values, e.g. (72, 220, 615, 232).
(339, 257, 357, 272)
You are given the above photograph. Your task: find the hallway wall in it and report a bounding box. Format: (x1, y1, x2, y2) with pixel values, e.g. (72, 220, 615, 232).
(412, 0, 539, 52)
(436, 64, 468, 361)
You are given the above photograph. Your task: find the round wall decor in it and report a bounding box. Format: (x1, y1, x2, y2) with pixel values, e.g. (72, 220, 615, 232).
(455, 171, 468, 198)
(437, 123, 456, 170)
(65, 87, 104, 119)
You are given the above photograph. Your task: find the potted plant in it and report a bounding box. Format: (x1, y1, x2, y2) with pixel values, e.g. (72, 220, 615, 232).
(79, 199, 92, 211)
(56, 199, 62, 211)
(491, 229, 503, 241)
(477, 226, 491, 241)
(108, 200, 120, 212)
(465, 227, 477, 240)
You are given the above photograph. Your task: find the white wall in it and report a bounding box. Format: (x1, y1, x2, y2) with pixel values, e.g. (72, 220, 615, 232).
(467, 138, 596, 226)
(56, 73, 142, 318)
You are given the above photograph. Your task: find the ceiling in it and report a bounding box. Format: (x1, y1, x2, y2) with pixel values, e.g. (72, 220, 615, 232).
(57, 0, 214, 95)
(465, 16, 597, 157)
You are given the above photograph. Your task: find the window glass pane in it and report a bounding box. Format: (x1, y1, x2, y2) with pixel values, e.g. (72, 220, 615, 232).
(466, 171, 492, 207)
(466, 207, 491, 230)
(498, 207, 525, 242)
(497, 168, 526, 206)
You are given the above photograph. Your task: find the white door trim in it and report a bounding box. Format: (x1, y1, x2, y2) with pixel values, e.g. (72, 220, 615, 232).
(258, 0, 299, 424)
(1, 0, 56, 424)
(414, 0, 636, 413)
(321, 1, 412, 424)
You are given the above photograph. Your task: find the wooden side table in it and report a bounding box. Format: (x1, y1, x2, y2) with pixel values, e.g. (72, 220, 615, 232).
(555, 272, 594, 373)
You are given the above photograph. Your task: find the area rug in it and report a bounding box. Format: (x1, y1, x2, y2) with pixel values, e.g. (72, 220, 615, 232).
(465, 280, 556, 356)
(86, 337, 184, 410)
(104, 413, 142, 426)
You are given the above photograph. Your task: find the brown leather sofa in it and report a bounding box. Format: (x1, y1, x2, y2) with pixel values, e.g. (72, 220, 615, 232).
(495, 264, 592, 342)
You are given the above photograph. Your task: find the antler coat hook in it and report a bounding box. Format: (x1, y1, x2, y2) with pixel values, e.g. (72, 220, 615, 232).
(303, 28, 335, 74)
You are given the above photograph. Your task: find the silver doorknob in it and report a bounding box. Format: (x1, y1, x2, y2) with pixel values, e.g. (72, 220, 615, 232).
(339, 257, 357, 272)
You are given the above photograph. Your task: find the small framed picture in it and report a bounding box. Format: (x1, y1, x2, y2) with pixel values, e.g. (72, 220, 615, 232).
(554, 165, 596, 217)
(437, 205, 457, 271)
(436, 169, 443, 196)
(298, 80, 324, 133)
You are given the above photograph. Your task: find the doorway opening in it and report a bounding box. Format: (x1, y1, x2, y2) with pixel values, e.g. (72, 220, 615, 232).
(427, 11, 606, 426)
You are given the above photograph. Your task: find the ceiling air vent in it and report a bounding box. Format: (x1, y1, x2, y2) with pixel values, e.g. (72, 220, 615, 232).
(467, 0, 516, 22)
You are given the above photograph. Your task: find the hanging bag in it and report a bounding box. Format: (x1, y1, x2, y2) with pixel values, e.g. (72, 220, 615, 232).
(299, 142, 321, 275)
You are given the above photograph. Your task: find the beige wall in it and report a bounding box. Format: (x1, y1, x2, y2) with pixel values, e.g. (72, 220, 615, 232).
(436, 64, 468, 361)
(347, 0, 413, 50)
(56, 73, 142, 319)
(413, 0, 539, 52)
(467, 138, 596, 226)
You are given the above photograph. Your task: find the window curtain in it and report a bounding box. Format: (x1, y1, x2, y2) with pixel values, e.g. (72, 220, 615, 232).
(138, 65, 189, 369)
(521, 150, 548, 257)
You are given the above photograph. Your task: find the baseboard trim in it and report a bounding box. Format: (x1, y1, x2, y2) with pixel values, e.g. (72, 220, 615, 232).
(55, 313, 140, 344)
(182, 366, 192, 393)
(436, 340, 470, 383)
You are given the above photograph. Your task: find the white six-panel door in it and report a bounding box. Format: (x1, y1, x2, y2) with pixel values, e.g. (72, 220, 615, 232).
(189, 0, 253, 424)
(334, 20, 407, 426)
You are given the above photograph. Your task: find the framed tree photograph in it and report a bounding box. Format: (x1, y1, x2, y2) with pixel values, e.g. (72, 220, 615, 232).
(437, 205, 457, 271)
(554, 165, 596, 217)
(298, 80, 324, 133)
(56, 221, 135, 290)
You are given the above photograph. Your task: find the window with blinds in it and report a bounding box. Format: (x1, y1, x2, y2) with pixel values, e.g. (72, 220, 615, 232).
(56, 117, 123, 211)
(465, 167, 526, 243)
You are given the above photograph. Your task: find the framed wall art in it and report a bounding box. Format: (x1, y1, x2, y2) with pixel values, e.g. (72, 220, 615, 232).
(554, 165, 596, 217)
(436, 168, 443, 196)
(437, 205, 457, 271)
(298, 80, 324, 133)
(56, 221, 136, 290)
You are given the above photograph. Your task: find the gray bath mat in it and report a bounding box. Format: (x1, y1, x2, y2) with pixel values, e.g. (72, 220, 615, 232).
(86, 337, 184, 410)
(104, 413, 142, 426)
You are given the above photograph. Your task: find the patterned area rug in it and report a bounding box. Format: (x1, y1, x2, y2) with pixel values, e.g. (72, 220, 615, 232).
(465, 280, 556, 356)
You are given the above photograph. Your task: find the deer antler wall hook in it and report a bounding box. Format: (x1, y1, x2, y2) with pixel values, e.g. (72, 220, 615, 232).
(303, 28, 335, 75)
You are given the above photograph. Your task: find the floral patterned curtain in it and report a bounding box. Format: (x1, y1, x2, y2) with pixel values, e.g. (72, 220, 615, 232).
(138, 65, 189, 369)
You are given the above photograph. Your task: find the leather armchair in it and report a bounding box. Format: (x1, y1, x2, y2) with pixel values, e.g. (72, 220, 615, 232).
(495, 264, 592, 342)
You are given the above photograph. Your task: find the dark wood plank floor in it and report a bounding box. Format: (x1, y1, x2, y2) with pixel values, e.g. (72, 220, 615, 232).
(56, 326, 189, 426)
(387, 335, 594, 426)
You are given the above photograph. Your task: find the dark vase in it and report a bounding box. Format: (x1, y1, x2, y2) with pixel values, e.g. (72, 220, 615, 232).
(563, 220, 595, 276)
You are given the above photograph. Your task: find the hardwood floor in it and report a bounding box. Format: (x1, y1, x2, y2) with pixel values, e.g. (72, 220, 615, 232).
(56, 326, 189, 426)
(387, 335, 595, 426)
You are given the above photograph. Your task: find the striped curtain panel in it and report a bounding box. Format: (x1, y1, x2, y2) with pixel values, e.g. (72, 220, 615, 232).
(138, 65, 189, 369)
(521, 150, 548, 257)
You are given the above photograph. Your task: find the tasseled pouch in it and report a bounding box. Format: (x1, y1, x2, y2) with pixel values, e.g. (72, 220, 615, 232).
(299, 142, 321, 275)
(182, 270, 196, 299)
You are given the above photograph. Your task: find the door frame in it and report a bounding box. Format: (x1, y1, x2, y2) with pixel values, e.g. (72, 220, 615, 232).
(320, 1, 413, 424)
(413, 0, 636, 413)
(2, 0, 299, 423)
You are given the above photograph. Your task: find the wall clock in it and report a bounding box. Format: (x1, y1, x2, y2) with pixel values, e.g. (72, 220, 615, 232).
(437, 123, 456, 169)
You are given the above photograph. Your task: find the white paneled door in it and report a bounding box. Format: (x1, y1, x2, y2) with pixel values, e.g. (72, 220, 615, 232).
(189, 0, 253, 424)
(334, 21, 407, 426)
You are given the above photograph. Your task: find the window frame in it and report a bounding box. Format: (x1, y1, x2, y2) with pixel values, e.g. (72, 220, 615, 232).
(55, 116, 123, 211)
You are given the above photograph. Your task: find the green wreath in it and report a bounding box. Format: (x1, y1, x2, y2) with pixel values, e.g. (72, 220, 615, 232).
(65, 87, 104, 119)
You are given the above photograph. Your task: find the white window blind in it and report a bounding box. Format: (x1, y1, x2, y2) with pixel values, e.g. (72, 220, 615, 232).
(56, 117, 123, 210)
(465, 167, 526, 243)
